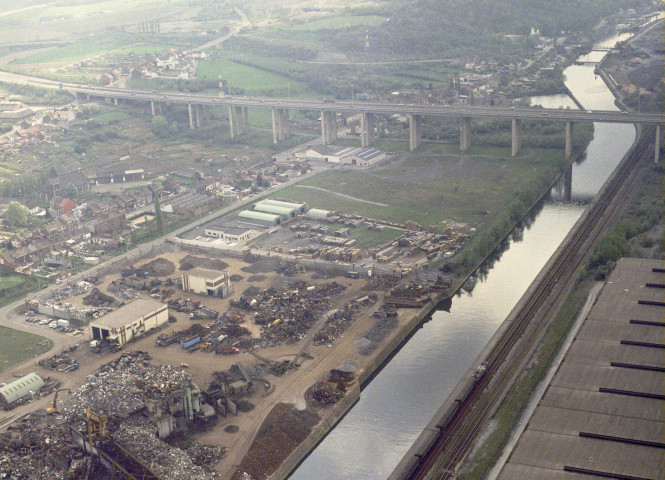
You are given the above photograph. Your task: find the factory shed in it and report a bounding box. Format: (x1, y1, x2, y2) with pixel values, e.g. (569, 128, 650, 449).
(253, 202, 296, 219)
(0, 373, 45, 406)
(182, 267, 233, 297)
(261, 199, 308, 214)
(497, 258, 665, 480)
(204, 224, 253, 241)
(307, 208, 331, 221)
(89, 298, 168, 346)
(238, 210, 281, 226)
(328, 147, 387, 166)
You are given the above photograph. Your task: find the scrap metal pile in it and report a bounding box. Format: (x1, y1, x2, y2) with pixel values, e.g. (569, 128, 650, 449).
(107, 280, 141, 301)
(231, 281, 346, 347)
(0, 413, 87, 480)
(45, 280, 95, 302)
(313, 294, 377, 346)
(61, 351, 190, 422)
(82, 288, 123, 308)
(38, 350, 78, 372)
(109, 417, 222, 480)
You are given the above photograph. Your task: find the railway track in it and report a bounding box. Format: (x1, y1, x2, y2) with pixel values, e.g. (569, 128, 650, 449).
(408, 127, 657, 480)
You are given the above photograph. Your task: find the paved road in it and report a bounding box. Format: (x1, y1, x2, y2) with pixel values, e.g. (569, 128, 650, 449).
(0, 69, 661, 125)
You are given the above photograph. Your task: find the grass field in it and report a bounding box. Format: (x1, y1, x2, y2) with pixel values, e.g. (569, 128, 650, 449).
(284, 15, 388, 31)
(0, 326, 51, 373)
(0, 275, 26, 290)
(277, 148, 563, 227)
(10, 37, 136, 65)
(196, 57, 313, 97)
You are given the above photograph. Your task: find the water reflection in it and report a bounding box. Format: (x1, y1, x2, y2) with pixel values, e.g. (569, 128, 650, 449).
(289, 30, 637, 480)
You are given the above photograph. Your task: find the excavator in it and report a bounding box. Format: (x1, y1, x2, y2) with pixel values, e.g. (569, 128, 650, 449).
(46, 388, 71, 414)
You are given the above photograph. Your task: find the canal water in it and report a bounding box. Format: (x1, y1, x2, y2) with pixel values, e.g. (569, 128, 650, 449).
(290, 32, 636, 480)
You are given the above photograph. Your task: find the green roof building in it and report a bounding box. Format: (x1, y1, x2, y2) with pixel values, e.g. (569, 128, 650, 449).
(0, 373, 44, 406)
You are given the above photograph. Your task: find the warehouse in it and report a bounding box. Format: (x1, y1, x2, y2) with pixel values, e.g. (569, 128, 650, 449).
(182, 267, 233, 297)
(329, 147, 386, 166)
(307, 208, 331, 221)
(238, 210, 282, 226)
(0, 373, 45, 407)
(497, 258, 665, 480)
(260, 199, 308, 214)
(89, 298, 169, 347)
(253, 202, 297, 219)
(204, 224, 253, 242)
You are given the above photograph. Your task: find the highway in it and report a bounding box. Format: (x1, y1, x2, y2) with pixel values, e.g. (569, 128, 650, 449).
(0, 69, 659, 125)
(72, 85, 664, 125)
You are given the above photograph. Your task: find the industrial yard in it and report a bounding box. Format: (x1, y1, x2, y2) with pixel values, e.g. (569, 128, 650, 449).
(0, 246, 445, 479)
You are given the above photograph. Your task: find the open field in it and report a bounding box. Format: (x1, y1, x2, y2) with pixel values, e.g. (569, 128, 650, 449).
(275, 148, 564, 227)
(284, 15, 388, 31)
(0, 274, 27, 290)
(0, 326, 51, 373)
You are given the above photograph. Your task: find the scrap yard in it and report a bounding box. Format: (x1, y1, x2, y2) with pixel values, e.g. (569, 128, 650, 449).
(0, 246, 445, 479)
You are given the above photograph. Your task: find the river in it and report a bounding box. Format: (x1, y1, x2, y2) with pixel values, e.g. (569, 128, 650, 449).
(289, 32, 636, 480)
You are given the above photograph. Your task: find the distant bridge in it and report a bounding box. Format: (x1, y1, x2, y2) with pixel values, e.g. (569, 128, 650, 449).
(71, 84, 663, 161)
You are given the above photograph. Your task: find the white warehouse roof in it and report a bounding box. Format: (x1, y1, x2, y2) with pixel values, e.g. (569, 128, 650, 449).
(307, 208, 331, 220)
(238, 210, 281, 225)
(261, 199, 307, 213)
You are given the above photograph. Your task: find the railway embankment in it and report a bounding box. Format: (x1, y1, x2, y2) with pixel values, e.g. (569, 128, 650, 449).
(393, 126, 656, 480)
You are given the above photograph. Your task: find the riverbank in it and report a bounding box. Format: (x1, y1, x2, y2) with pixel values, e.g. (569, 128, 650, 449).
(253, 141, 591, 480)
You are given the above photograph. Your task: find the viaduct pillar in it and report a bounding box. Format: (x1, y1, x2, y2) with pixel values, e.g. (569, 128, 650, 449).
(234, 106, 244, 135)
(272, 108, 289, 143)
(409, 114, 422, 151)
(460, 116, 471, 152)
(320, 111, 337, 145)
(188, 104, 194, 130)
(565, 121, 574, 159)
(195, 105, 202, 128)
(564, 165, 572, 201)
(229, 106, 236, 137)
(151, 100, 155, 116)
(114, 97, 118, 106)
(361, 112, 374, 148)
(243, 107, 249, 134)
(655, 125, 661, 164)
(511, 119, 522, 157)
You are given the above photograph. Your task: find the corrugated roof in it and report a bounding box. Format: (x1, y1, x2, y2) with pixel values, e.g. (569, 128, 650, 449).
(90, 298, 166, 329)
(238, 210, 280, 223)
(500, 258, 665, 480)
(307, 208, 331, 220)
(261, 199, 307, 211)
(0, 373, 44, 405)
(253, 203, 294, 217)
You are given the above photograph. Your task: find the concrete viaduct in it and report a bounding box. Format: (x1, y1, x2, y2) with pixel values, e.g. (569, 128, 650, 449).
(72, 86, 664, 162)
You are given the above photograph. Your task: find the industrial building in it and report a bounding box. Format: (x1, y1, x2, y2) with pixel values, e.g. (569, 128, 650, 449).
(498, 258, 665, 480)
(0, 373, 45, 407)
(89, 298, 169, 346)
(253, 202, 296, 219)
(307, 208, 331, 221)
(181, 267, 233, 297)
(327, 147, 386, 166)
(238, 210, 281, 226)
(295, 145, 340, 162)
(204, 224, 253, 242)
(260, 199, 308, 214)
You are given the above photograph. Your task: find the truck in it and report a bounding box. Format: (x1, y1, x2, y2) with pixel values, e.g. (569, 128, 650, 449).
(57, 319, 70, 330)
(189, 307, 219, 320)
(180, 336, 201, 349)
